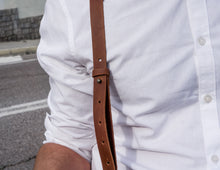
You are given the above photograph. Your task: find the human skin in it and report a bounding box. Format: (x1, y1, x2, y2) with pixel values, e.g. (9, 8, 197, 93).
(34, 143, 90, 170)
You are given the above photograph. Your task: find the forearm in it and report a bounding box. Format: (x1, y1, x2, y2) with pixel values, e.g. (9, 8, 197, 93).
(34, 143, 91, 170)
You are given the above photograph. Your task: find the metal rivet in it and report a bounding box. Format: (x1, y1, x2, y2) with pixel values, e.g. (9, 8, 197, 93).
(97, 79, 102, 83)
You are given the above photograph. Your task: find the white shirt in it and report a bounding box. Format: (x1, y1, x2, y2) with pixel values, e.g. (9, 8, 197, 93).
(37, 0, 220, 169)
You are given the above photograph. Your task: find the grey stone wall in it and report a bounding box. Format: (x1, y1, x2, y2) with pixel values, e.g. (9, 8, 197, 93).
(0, 8, 42, 42)
(0, 0, 46, 19)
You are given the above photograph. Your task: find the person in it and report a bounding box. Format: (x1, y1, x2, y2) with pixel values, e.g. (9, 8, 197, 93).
(34, 0, 220, 169)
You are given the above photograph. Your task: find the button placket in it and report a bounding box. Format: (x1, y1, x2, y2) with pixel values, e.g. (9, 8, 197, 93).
(187, 0, 220, 169)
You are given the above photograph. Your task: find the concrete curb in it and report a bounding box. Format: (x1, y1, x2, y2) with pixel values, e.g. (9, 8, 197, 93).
(0, 46, 37, 57)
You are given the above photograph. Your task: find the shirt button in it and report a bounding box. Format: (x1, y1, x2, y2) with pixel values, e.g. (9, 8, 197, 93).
(198, 37, 206, 46)
(211, 155, 219, 163)
(204, 95, 212, 103)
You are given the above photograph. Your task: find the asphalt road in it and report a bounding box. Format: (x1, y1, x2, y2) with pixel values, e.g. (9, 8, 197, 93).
(0, 54, 50, 170)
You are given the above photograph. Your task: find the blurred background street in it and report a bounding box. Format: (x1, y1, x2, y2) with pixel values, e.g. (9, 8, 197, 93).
(0, 45, 50, 170)
(0, 0, 48, 169)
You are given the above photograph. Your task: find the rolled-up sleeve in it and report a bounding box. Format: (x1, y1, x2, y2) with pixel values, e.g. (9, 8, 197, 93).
(37, 0, 95, 161)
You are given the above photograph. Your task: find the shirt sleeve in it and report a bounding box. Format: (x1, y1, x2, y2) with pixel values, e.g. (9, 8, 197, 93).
(37, 0, 95, 161)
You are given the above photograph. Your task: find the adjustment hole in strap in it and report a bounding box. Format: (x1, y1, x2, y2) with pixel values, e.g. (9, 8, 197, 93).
(102, 141, 105, 145)
(98, 100, 101, 103)
(106, 161, 110, 166)
(98, 58, 102, 62)
(98, 121, 102, 125)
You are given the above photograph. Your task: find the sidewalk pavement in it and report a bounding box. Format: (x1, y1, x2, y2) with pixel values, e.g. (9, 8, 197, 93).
(0, 39, 40, 57)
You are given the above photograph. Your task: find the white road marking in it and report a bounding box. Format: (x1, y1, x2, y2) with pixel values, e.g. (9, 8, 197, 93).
(0, 55, 22, 64)
(0, 99, 48, 118)
(0, 58, 37, 66)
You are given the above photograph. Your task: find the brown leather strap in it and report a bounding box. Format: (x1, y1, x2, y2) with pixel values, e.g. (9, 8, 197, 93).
(92, 68, 110, 77)
(90, 0, 117, 169)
